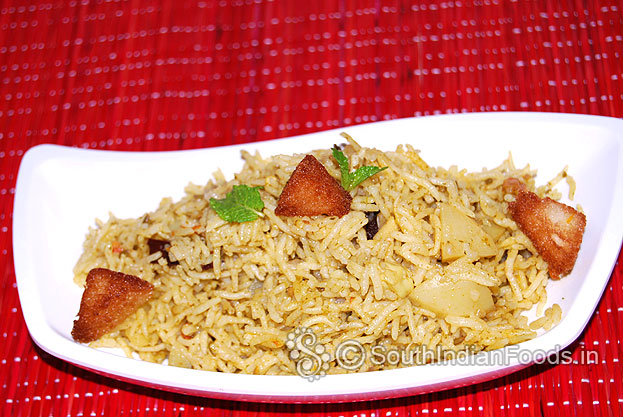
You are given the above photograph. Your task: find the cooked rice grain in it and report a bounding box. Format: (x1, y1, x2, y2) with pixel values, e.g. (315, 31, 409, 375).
(74, 141, 565, 374)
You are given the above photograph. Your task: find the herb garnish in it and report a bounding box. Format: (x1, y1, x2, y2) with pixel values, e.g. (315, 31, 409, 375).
(209, 185, 265, 223)
(332, 133, 388, 191)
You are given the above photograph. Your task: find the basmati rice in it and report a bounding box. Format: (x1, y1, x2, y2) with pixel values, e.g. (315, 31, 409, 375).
(74, 138, 566, 374)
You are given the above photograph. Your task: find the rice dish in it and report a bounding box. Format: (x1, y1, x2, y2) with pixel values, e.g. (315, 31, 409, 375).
(73, 137, 569, 375)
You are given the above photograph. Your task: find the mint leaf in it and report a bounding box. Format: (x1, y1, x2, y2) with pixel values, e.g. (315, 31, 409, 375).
(348, 165, 387, 189)
(229, 185, 264, 211)
(331, 146, 351, 189)
(209, 185, 265, 223)
(332, 141, 387, 191)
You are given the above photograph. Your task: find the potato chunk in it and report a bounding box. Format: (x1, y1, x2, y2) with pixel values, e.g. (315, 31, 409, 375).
(381, 262, 413, 298)
(439, 203, 497, 262)
(409, 279, 494, 318)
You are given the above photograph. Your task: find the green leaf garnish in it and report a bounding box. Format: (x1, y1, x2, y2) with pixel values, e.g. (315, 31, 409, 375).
(332, 136, 387, 191)
(209, 185, 265, 223)
(347, 165, 387, 189)
(332, 145, 351, 190)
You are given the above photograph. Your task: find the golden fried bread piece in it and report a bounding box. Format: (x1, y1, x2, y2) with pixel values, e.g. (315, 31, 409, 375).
(275, 154, 352, 217)
(72, 268, 154, 343)
(506, 183, 586, 280)
(502, 177, 527, 195)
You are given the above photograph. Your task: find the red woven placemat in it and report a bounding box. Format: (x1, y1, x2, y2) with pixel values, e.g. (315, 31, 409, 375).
(1, 0, 622, 415)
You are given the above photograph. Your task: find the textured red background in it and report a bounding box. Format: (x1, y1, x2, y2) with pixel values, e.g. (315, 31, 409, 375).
(1, 0, 622, 415)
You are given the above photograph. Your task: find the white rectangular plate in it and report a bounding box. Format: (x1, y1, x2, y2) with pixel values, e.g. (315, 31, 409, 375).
(13, 112, 623, 402)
